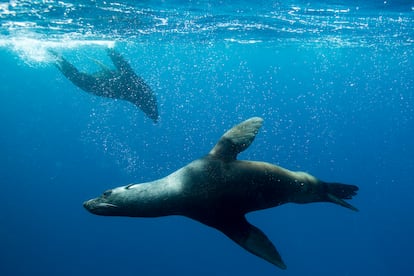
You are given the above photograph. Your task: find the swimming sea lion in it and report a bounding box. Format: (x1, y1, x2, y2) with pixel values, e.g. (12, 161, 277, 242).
(83, 117, 359, 269)
(52, 48, 159, 122)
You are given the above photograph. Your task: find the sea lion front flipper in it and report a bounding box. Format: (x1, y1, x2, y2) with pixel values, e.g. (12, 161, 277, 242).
(211, 215, 287, 269)
(209, 117, 264, 161)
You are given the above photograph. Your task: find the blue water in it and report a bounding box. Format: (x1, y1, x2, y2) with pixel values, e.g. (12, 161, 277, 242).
(1, 0, 413, 275)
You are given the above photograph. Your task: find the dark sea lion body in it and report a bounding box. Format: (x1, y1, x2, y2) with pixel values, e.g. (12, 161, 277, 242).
(53, 48, 159, 122)
(84, 117, 359, 269)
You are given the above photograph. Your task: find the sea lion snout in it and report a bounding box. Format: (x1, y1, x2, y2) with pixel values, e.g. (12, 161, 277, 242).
(84, 198, 119, 216)
(83, 199, 93, 211)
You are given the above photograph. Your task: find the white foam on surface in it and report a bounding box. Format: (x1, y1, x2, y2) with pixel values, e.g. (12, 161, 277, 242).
(0, 32, 115, 66)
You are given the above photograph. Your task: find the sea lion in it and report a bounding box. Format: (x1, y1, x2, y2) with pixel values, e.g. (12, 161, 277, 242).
(83, 117, 359, 269)
(52, 48, 159, 122)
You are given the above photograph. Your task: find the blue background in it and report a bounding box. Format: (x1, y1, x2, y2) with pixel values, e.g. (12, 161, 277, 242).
(1, 1, 414, 275)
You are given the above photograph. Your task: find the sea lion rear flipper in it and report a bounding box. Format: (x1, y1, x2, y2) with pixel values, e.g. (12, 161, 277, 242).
(324, 182, 359, 211)
(106, 48, 134, 74)
(87, 56, 112, 72)
(212, 215, 287, 269)
(209, 117, 263, 161)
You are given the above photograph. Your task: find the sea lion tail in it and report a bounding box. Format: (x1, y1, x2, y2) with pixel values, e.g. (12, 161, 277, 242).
(324, 182, 359, 212)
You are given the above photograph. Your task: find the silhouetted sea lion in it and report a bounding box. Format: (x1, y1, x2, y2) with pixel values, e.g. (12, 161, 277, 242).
(52, 48, 159, 122)
(83, 117, 359, 269)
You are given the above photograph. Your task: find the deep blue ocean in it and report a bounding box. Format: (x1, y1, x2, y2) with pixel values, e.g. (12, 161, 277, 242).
(1, 0, 413, 275)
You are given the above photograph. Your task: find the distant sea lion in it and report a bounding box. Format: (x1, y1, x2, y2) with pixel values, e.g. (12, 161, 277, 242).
(84, 117, 359, 269)
(52, 48, 159, 122)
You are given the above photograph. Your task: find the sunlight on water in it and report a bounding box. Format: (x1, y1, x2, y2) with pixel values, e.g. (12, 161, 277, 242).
(1, 0, 412, 50)
(0, 32, 115, 66)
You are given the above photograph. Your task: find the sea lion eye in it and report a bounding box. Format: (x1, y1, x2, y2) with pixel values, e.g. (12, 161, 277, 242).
(103, 190, 112, 197)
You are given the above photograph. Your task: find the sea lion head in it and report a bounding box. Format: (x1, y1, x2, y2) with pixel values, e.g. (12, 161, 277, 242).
(83, 182, 178, 217)
(83, 185, 130, 216)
